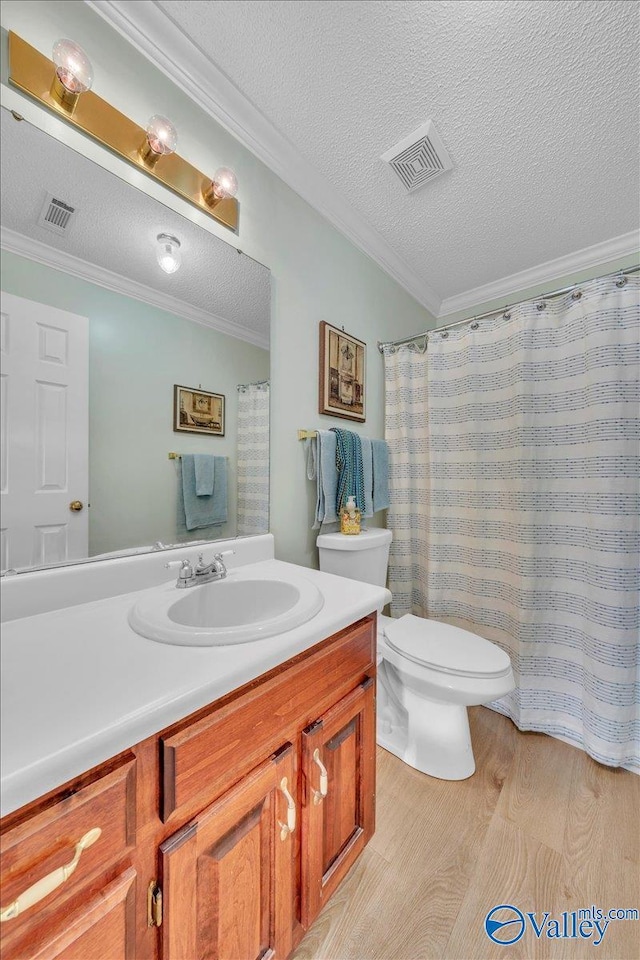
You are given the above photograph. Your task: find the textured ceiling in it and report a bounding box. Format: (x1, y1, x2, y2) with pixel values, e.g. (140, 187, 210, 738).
(156, 0, 639, 302)
(0, 109, 270, 344)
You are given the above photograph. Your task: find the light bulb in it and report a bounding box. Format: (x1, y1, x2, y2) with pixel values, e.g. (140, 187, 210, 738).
(51, 39, 93, 112)
(212, 167, 238, 200)
(144, 115, 177, 156)
(156, 234, 181, 274)
(203, 166, 238, 206)
(52, 39, 93, 93)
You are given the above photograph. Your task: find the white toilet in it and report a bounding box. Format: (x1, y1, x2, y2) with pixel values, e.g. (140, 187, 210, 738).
(317, 529, 515, 780)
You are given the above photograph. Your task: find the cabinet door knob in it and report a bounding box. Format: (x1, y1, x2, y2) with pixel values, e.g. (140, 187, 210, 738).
(312, 748, 329, 805)
(0, 828, 101, 922)
(278, 776, 296, 841)
(69, 500, 84, 512)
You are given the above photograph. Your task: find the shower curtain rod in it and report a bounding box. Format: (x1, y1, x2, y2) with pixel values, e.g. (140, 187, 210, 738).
(377, 263, 640, 352)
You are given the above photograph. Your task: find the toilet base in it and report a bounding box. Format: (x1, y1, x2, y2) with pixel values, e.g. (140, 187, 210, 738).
(377, 677, 476, 780)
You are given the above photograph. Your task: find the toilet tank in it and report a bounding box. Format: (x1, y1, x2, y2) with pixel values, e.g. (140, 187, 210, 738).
(317, 528, 392, 587)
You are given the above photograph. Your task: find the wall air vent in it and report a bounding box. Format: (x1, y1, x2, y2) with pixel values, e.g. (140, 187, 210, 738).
(381, 120, 453, 193)
(37, 194, 76, 235)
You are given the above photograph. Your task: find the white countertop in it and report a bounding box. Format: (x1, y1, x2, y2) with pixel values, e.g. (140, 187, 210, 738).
(1, 557, 389, 817)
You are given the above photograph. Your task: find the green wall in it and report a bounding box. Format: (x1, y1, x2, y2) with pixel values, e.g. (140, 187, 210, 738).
(1, 250, 269, 554)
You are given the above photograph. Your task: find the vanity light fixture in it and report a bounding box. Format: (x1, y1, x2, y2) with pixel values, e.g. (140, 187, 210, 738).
(156, 234, 182, 274)
(140, 115, 178, 168)
(203, 167, 239, 207)
(8, 32, 239, 233)
(51, 39, 93, 113)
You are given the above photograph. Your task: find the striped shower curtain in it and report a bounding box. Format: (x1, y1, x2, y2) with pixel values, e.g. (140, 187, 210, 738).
(236, 381, 270, 536)
(384, 273, 639, 769)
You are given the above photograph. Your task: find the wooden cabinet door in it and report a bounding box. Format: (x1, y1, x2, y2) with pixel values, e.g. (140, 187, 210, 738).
(159, 744, 295, 960)
(300, 677, 375, 928)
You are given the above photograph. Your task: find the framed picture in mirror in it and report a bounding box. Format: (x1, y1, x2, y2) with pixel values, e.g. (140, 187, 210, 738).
(174, 385, 225, 436)
(319, 321, 366, 422)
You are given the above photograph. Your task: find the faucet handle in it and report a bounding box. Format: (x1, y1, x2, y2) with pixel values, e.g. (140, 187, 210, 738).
(215, 549, 235, 560)
(165, 558, 194, 579)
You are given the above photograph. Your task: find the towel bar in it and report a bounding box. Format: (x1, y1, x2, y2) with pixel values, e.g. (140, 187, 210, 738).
(169, 452, 229, 460)
(297, 430, 318, 440)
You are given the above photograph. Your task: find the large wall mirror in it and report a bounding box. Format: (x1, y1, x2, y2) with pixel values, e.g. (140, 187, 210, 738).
(0, 106, 271, 574)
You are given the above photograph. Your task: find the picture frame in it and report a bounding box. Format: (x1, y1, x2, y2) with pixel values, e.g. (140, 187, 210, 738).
(319, 321, 366, 422)
(173, 384, 225, 436)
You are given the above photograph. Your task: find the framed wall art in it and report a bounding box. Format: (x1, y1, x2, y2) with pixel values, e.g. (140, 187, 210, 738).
(173, 384, 225, 436)
(319, 321, 366, 422)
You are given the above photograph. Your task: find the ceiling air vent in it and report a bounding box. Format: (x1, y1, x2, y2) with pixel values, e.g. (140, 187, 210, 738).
(381, 120, 452, 193)
(37, 194, 76, 235)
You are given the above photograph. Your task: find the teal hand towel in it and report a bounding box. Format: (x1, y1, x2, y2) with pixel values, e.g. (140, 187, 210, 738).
(179, 455, 228, 531)
(371, 439, 390, 511)
(331, 427, 365, 513)
(361, 437, 374, 518)
(210, 456, 228, 524)
(193, 454, 215, 496)
(312, 430, 339, 529)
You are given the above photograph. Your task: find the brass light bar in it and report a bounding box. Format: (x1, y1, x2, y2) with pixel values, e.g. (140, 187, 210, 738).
(7, 32, 239, 233)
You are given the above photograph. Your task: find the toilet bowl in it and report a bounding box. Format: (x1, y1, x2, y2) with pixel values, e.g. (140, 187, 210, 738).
(377, 614, 514, 779)
(317, 529, 515, 780)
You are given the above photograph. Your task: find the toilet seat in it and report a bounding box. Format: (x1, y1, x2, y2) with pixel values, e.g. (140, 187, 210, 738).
(383, 614, 512, 680)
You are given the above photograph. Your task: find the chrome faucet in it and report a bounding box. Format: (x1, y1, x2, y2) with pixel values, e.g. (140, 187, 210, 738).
(166, 550, 235, 588)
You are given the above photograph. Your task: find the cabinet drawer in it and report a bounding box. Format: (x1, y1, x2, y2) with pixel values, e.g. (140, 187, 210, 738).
(2, 868, 137, 960)
(161, 616, 375, 821)
(0, 755, 136, 940)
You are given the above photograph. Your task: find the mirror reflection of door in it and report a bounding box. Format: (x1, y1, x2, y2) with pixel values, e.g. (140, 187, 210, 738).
(0, 291, 88, 571)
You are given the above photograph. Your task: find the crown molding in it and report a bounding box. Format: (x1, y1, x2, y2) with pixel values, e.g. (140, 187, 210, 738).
(86, 0, 442, 317)
(437, 230, 640, 319)
(0, 227, 270, 350)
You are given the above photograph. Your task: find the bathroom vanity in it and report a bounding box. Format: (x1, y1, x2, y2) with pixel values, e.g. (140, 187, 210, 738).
(0, 536, 388, 959)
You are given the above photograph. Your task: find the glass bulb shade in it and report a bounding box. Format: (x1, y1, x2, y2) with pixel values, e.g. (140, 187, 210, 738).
(156, 234, 181, 274)
(212, 167, 238, 200)
(146, 115, 178, 156)
(52, 39, 93, 94)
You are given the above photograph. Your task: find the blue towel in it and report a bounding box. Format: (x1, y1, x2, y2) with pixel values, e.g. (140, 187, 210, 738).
(361, 437, 374, 519)
(193, 454, 215, 496)
(311, 431, 339, 529)
(371, 439, 390, 511)
(331, 428, 365, 514)
(179, 455, 228, 531)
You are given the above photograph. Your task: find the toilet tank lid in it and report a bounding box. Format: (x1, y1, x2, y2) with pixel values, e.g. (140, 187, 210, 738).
(316, 528, 393, 551)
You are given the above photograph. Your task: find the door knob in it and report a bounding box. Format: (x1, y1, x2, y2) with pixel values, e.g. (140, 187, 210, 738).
(69, 500, 84, 512)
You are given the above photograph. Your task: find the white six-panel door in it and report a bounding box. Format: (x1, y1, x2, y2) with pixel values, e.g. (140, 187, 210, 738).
(0, 291, 88, 571)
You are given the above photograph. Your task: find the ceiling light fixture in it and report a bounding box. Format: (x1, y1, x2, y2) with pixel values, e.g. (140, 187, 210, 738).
(51, 39, 93, 113)
(156, 234, 182, 274)
(140, 115, 178, 168)
(8, 32, 239, 232)
(203, 166, 238, 207)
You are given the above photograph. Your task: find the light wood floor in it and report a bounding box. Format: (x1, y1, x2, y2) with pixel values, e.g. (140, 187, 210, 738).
(293, 706, 639, 960)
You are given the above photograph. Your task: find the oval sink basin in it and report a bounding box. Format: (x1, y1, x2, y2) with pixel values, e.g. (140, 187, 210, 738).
(128, 575, 324, 646)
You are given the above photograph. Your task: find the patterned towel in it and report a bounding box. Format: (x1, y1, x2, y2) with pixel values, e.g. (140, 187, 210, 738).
(330, 428, 366, 514)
